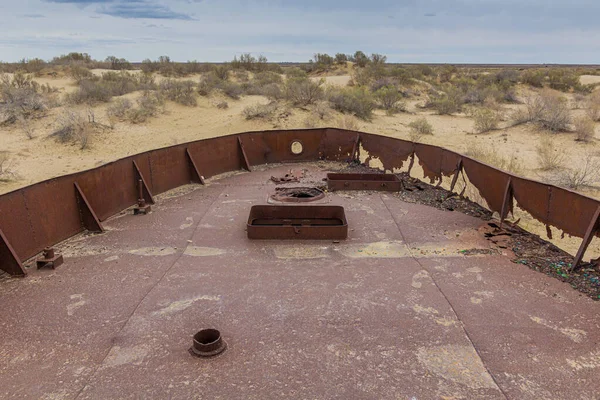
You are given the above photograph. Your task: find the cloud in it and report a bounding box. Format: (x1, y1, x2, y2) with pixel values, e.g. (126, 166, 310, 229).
(98, 3, 194, 20)
(21, 14, 47, 18)
(44, 0, 194, 20)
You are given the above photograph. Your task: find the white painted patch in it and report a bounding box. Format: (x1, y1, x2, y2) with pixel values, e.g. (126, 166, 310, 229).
(184, 246, 226, 257)
(530, 316, 587, 343)
(273, 245, 330, 259)
(155, 295, 221, 315)
(103, 255, 119, 262)
(179, 217, 194, 230)
(129, 247, 177, 256)
(567, 351, 600, 371)
(417, 345, 499, 390)
(103, 345, 150, 367)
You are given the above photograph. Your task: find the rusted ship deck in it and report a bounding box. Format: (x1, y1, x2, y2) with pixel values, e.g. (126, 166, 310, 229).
(1, 163, 599, 399)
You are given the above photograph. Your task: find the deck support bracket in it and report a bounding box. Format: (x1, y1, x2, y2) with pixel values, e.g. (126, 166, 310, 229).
(572, 205, 600, 271)
(0, 227, 26, 276)
(74, 182, 104, 232)
(238, 137, 252, 172)
(186, 148, 205, 185)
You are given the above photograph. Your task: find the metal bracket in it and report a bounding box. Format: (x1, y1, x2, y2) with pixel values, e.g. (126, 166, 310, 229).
(238, 137, 252, 172)
(351, 134, 360, 161)
(74, 182, 104, 232)
(133, 160, 154, 204)
(449, 158, 463, 192)
(0, 227, 26, 276)
(500, 177, 513, 228)
(572, 205, 600, 271)
(186, 148, 205, 185)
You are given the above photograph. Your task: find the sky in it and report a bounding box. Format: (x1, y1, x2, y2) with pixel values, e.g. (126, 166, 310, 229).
(0, 0, 599, 64)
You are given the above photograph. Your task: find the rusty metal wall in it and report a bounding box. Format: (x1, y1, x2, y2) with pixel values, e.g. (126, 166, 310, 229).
(1, 128, 599, 275)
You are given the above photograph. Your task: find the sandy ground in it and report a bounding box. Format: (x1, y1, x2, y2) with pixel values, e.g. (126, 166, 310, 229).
(1, 70, 599, 258)
(580, 75, 600, 85)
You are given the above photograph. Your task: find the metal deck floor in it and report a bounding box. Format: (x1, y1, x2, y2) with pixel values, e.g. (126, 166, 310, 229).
(1, 163, 599, 399)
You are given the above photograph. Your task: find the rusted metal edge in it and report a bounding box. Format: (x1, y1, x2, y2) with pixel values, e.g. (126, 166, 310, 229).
(186, 148, 205, 185)
(238, 137, 252, 172)
(351, 134, 360, 161)
(449, 158, 463, 192)
(74, 182, 104, 233)
(133, 160, 155, 205)
(0, 227, 27, 276)
(572, 205, 600, 271)
(500, 177, 513, 228)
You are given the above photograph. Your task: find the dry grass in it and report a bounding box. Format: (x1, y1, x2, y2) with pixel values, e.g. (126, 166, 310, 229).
(555, 154, 600, 189)
(536, 137, 565, 170)
(574, 116, 596, 142)
(243, 102, 278, 120)
(586, 91, 600, 122)
(408, 117, 434, 142)
(333, 115, 360, 131)
(472, 108, 500, 133)
(0, 151, 15, 181)
(51, 109, 93, 149)
(466, 143, 524, 175)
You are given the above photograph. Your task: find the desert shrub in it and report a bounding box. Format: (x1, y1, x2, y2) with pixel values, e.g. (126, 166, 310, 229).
(233, 70, 250, 83)
(254, 71, 283, 86)
(327, 87, 375, 120)
(548, 69, 579, 92)
(374, 86, 405, 114)
(285, 77, 324, 106)
(408, 117, 433, 143)
(352, 51, 370, 68)
(466, 144, 523, 174)
(159, 79, 197, 106)
(216, 101, 229, 109)
(430, 89, 463, 115)
(574, 116, 596, 142)
(334, 115, 360, 131)
(586, 92, 600, 121)
(285, 67, 308, 79)
(0, 73, 47, 125)
(260, 83, 283, 101)
(127, 92, 165, 124)
(243, 102, 277, 120)
(105, 56, 132, 70)
(312, 101, 331, 120)
(18, 116, 35, 139)
(556, 155, 600, 189)
(68, 71, 153, 104)
(536, 137, 565, 170)
(572, 93, 586, 109)
(311, 53, 335, 71)
(521, 69, 546, 88)
(220, 82, 243, 99)
(51, 109, 92, 149)
(335, 53, 349, 65)
(198, 73, 221, 96)
(0, 151, 15, 180)
(517, 91, 571, 132)
(473, 108, 500, 133)
(231, 53, 269, 72)
(68, 65, 94, 83)
(106, 98, 133, 123)
(213, 65, 230, 81)
(409, 117, 434, 136)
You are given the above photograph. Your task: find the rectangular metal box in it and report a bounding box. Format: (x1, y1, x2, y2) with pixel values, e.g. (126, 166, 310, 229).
(326, 173, 402, 191)
(247, 205, 348, 240)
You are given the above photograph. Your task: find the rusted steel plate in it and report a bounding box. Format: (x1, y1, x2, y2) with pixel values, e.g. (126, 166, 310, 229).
(187, 136, 242, 179)
(512, 177, 550, 228)
(148, 146, 191, 195)
(247, 205, 348, 240)
(414, 144, 445, 183)
(21, 178, 83, 260)
(462, 157, 511, 214)
(320, 129, 359, 161)
(359, 134, 414, 171)
(327, 173, 402, 191)
(0, 190, 33, 261)
(75, 158, 139, 221)
(548, 186, 600, 239)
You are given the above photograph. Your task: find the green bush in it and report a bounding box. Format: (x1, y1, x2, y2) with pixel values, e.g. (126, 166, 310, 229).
(374, 86, 406, 114)
(473, 108, 500, 133)
(285, 77, 324, 106)
(328, 87, 375, 120)
(159, 80, 197, 106)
